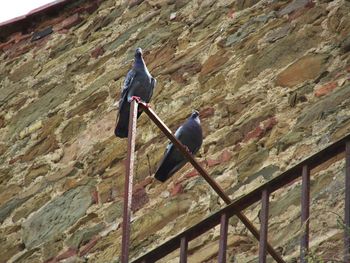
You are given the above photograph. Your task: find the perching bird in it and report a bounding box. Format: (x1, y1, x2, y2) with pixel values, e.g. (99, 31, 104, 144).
(114, 47, 156, 138)
(155, 111, 203, 182)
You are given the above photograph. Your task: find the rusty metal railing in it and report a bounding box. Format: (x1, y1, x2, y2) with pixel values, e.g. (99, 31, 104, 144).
(121, 99, 350, 263)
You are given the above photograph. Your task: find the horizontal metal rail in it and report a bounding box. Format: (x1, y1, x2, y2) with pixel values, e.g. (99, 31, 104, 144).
(131, 130, 350, 263)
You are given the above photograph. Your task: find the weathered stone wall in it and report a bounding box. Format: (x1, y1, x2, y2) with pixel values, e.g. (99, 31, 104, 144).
(1, 0, 350, 262)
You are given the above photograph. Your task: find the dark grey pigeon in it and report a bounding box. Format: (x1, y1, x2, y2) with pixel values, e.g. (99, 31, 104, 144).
(114, 48, 156, 138)
(155, 111, 203, 182)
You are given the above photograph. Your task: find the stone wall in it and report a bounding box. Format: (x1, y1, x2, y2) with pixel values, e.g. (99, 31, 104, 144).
(1, 0, 350, 262)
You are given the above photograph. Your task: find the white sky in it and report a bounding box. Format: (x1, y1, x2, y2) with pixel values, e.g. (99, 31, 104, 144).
(0, 0, 55, 23)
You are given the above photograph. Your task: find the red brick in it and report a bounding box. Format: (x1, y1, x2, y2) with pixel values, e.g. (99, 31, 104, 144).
(200, 51, 229, 77)
(263, 117, 277, 130)
(314, 82, 337, 97)
(243, 117, 277, 142)
(275, 54, 327, 87)
(0, 39, 15, 51)
(244, 126, 264, 142)
(72, 2, 99, 14)
(227, 8, 235, 19)
(185, 169, 199, 178)
(171, 183, 183, 196)
(91, 189, 99, 204)
(219, 149, 232, 163)
(9, 155, 22, 165)
(132, 187, 149, 212)
(206, 158, 221, 167)
(56, 248, 77, 261)
(135, 176, 153, 189)
(199, 107, 215, 119)
(79, 236, 101, 256)
(54, 14, 82, 31)
(288, 1, 315, 20)
(91, 46, 105, 59)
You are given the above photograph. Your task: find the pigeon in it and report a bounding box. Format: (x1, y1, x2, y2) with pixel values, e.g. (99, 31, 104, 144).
(114, 48, 156, 138)
(155, 111, 203, 182)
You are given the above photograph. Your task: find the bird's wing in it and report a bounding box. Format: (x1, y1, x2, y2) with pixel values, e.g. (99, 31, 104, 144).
(164, 125, 183, 152)
(119, 69, 136, 108)
(146, 77, 156, 102)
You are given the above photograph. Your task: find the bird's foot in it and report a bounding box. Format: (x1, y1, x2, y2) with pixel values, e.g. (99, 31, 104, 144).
(145, 103, 151, 108)
(130, 96, 142, 103)
(184, 145, 191, 154)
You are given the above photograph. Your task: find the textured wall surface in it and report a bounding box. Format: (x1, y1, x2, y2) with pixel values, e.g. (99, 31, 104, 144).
(1, 0, 350, 262)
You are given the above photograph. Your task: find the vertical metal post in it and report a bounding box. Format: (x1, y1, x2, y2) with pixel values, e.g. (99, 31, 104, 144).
(259, 189, 269, 263)
(218, 213, 229, 263)
(180, 236, 188, 263)
(301, 165, 310, 263)
(121, 100, 138, 263)
(345, 141, 350, 262)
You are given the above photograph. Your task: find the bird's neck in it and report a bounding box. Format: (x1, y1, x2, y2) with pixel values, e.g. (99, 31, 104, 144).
(194, 116, 200, 124)
(134, 57, 149, 73)
(134, 56, 145, 67)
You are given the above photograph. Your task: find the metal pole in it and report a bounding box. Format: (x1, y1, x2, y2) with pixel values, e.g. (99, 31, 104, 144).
(121, 100, 138, 263)
(138, 102, 286, 263)
(218, 213, 228, 263)
(345, 141, 350, 263)
(301, 165, 310, 263)
(180, 236, 188, 263)
(259, 189, 269, 263)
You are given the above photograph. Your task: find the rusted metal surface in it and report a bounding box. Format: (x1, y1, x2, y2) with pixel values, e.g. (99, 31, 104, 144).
(218, 213, 228, 263)
(121, 100, 138, 263)
(345, 141, 350, 263)
(301, 165, 310, 263)
(132, 128, 350, 263)
(180, 236, 188, 263)
(137, 102, 285, 263)
(259, 189, 269, 263)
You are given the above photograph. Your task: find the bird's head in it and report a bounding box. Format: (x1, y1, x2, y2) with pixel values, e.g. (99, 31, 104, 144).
(135, 47, 143, 58)
(191, 110, 200, 118)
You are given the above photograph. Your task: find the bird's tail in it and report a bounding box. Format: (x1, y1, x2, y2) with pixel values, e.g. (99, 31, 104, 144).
(114, 113, 129, 138)
(155, 156, 185, 182)
(114, 109, 143, 138)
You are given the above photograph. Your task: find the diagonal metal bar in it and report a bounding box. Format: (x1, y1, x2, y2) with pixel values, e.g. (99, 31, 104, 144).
(138, 102, 285, 263)
(345, 141, 350, 263)
(121, 100, 138, 263)
(301, 165, 310, 263)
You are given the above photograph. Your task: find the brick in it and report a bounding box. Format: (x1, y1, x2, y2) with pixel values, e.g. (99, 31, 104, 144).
(206, 158, 221, 167)
(132, 187, 149, 212)
(199, 107, 215, 119)
(56, 248, 77, 261)
(243, 117, 277, 142)
(171, 183, 183, 196)
(314, 82, 337, 97)
(91, 189, 99, 204)
(185, 169, 199, 178)
(79, 236, 101, 256)
(219, 149, 233, 163)
(54, 14, 82, 31)
(91, 46, 105, 59)
(244, 126, 264, 142)
(275, 54, 327, 87)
